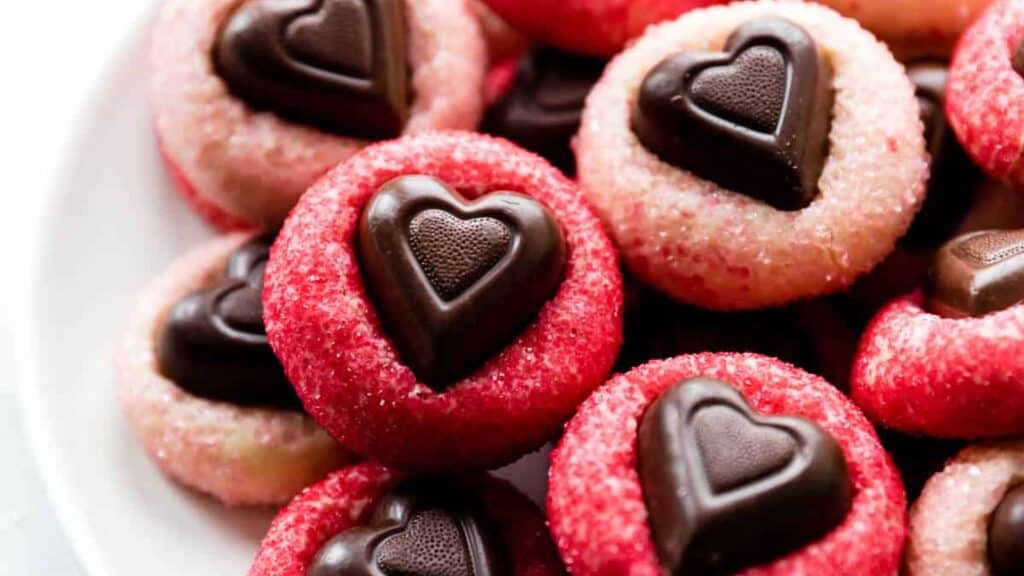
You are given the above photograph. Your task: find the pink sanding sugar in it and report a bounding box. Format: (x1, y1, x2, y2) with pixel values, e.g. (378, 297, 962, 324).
(264, 131, 624, 471)
(248, 463, 564, 576)
(151, 0, 487, 229)
(905, 441, 1024, 576)
(947, 0, 1024, 186)
(548, 353, 906, 576)
(577, 0, 928, 310)
(115, 233, 350, 506)
(852, 292, 1024, 438)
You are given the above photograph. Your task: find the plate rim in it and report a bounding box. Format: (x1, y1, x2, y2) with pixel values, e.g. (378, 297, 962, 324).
(16, 2, 161, 575)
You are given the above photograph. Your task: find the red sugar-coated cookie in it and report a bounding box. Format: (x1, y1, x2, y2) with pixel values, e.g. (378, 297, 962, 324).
(265, 131, 623, 471)
(548, 353, 906, 576)
(480, 0, 726, 56)
(249, 462, 564, 576)
(948, 0, 1024, 187)
(852, 292, 1024, 438)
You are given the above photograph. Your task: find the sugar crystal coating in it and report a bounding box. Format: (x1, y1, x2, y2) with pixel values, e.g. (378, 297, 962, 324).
(264, 131, 623, 471)
(115, 233, 350, 506)
(248, 463, 563, 576)
(577, 0, 928, 310)
(548, 352, 906, 576)
(151, 0, 486, 228)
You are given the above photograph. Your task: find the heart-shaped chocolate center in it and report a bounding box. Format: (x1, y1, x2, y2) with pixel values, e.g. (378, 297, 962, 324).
(214, 0, 408, 139)
(637, 377, 852, 574)
(157, 236, 300, 409)
(408, 210, 512, 301)
(307, 478, 505, 576)
(358, 175, 566, 390)
(482, 47, 607, 175)
(631, 17, 833, 211)
(926, 229, 1024, 318)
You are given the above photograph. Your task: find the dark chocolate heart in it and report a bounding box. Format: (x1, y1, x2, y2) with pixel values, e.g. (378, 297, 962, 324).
(358, 175, 566, 390)
(925, 229, 1024, 317)
(482, 47, 607, 174)
(214, 0, 408, 139)
(157, 236, 301, 409)
(631, 17, 833, 211)
(899, 62, 980, 250)
(637, 377, 852, 575)
(989, 482, 1024, 576)
(307, 478, 505, 576)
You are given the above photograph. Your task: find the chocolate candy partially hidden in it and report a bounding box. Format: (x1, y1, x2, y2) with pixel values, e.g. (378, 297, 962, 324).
(989, 483, 1024, 576)
(157, 236, 301, 409)
(1014, 40, 1024, 79)
(637, 378, 852, 574)
(925, 229, 1024, 317)
(307, 477, 505, 576)
(900, 62, 980, 250)
(215, 0, 408, 139)
(358, 175, 566, 389)
(631, 17, 833, 211)
(482, 47, 606, 174)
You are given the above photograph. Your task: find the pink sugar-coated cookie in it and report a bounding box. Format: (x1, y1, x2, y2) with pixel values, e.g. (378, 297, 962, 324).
(481, 0, 726, 57)
(852, 292, 1024, 438)
(471, 0, 528, 64)
(905, 441, 1024, 576)
(116, 233, 350, 506)
(249, 463, 565, 576)
(812, 0, 993, 58)
(548, 353, 906, 576)
(264, 131, 623, 471)
(578, 0, 928, 310)
(151, 0, 486, 230)
(948, 0, 1024, 187)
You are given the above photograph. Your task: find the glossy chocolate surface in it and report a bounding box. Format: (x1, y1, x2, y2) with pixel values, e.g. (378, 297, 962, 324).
(637, 378, 852, 574)
(926, 229, 1024, 317)
(358, 175, 566, 389)
(632, 17, 833, 211)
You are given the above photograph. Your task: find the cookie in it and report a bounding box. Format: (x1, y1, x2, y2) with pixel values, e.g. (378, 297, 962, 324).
(115, 233, 349, 506)
(470, 0, 528, 64)
(852, 230, 1024, 437)
(548, 353, 906, 575)
(264, 131, 623, 471)
(479, 0, 726, 56)
(248, 463, 563, 576)
(577, 1, 928, 310)
(151, 0, 487, 229)
(948, 0, 1024, 188)
(906, 441, 1024, 576)
(811, 0, 993, 58)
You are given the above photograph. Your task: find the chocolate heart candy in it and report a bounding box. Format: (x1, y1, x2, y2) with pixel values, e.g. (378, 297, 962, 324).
(926, 229, 1024, 317)
(157, 236, 300, 409)
(989, 483, 1024, 576)
(358, 175, 566, 389)
(631, 17, 833, 211)
(899, 62, 980, 251)
(307, 478, 505, 576)
(215, 0, 408, 139)
(637, 377, 852, 574)
(482, 47, 606, 174)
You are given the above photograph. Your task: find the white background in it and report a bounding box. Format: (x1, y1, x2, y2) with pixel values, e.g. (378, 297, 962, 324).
(2, 1, 153, 574)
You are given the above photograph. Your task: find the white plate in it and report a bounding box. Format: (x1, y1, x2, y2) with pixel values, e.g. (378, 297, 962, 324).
(17, 4, 549, 575)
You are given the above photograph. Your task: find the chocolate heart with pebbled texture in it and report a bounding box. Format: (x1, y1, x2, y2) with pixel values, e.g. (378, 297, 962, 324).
(637, 377, 852, 575)
(215, 0, 408, 139)
(307, 478, 505, 576)
(631, 17, 833, 211)
(358, 175, 566, 390)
